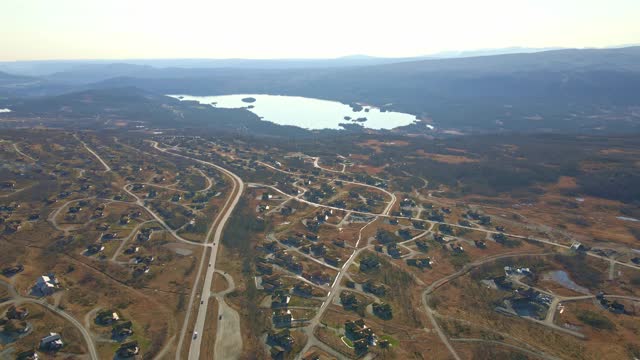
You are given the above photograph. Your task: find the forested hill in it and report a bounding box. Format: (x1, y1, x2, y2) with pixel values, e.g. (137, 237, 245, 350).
(3, 87, 313, 137)
(91, 47, 640, 133)
(2, 47, 640, 134)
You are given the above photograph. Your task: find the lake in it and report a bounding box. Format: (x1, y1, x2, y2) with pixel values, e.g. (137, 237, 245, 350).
(168, 94, 425, 130)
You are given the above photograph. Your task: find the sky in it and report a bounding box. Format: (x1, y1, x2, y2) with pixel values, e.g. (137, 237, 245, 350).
(1, 0, 639, 61)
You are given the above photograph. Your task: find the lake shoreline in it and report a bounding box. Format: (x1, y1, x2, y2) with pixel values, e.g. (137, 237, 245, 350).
(168, 94, 421, 131)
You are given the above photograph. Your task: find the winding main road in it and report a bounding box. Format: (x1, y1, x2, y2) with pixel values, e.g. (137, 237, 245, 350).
(150, 142, 245, 360)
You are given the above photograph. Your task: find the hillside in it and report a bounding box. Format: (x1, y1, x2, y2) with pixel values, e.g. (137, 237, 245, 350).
(2, 47, 640, 134)
(0, 70, 36, 86)
(91, 47, 640, 133)
(5, 87, 312, 137)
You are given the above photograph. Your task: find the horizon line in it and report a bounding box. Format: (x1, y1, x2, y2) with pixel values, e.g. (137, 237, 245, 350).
(2, 44, 639, 63)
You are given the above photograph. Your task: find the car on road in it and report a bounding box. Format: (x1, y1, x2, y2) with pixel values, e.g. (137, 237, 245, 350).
(193, 331, 198, 339)
(219, 315, 222, 320)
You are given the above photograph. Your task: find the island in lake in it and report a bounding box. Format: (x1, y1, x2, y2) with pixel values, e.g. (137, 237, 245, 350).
(169, 94, 419, 130)
(349, 103, 363, 112)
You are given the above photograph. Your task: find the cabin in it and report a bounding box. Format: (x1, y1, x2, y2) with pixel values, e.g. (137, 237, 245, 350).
(309, 271, 331, 285)
(324, 255, 341, 266)
(117, 341, 140, 357)
(272, 310, 293, 328)
(416, 240, 429, 252)
(2, 264, 24, 277)
(113, 321, 134, 338)
(34, 275, 59, 296)
(0, 181, 15, 190)
(6, 305, 29, 320)
(267, 328, 294, 350)
(407, 258, 432, 269)
(39, 332, 63, 351)
(475, 240, 487, 248)
(256, 263, 274, 275)
(570, 241, 586, 252)
(86, 243, 105, 255)
(124, 245, 140, 255)
(387, 243, 401, 258)
(345, 319, 376, 351)
(360, 256, 380, 272)
(96, 309, 120, 325)
(271, 293, 291, 309)
(363, 281, 386, 296)
(101, 232, 118, 241)
(372, 302, 393, 319)
(16, 350, 39, 360)
(293, 282, 312, 297)
(340, 291, 359, 310)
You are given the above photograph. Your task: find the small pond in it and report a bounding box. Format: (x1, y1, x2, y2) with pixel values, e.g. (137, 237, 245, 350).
(543, 270, 590, 294)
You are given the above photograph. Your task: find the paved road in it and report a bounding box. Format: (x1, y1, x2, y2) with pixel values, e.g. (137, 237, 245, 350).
(252, 155, 640, 274)
(74, 134, 111, 172)
(12, 142, 36, 161)
(111, 220, 154, 261)
(251, 180, 640, 273)
(164, 143, 640, 358)
(47, 196, 101, 235)
(250, 159, 640, 359)
(312, 156, 343, 174)
(150, 142, 245, 360)
(297, 218, 378, 358)
(0, 280, 98, 359)
(249, 162, 640, 359)
(422, 252, 555, 360)
(258, 160, 397, 216)
(509, 278, 630, 338)
(0, 184, 32, 198)
(122, 184, 207, 248)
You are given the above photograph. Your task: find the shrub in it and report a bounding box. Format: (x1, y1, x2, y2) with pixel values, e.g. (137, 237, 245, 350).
(577, 310, 615, 330)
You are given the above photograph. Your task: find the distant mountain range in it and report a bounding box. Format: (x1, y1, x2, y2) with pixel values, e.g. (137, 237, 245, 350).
(0, 47, 570, 77)
(426, 46, 566, 58)
(5, 45, 637, 77)
(1, 46, 640, 134)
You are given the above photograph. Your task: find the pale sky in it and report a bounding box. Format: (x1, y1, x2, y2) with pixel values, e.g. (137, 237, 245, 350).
(1, 0, 639, 61)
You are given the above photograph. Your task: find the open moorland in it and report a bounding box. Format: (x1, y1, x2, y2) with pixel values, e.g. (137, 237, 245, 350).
(0, 122, 639, 360)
